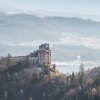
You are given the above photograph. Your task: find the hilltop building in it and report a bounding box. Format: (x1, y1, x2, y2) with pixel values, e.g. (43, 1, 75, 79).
(29, 43, 51, 66)
(0, 43, 57, 76)
(38, 43, 51, 65)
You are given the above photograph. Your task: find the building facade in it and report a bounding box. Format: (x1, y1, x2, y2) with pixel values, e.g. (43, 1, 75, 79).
(38, 43, 51, 66)
(0, 43, 52, 68)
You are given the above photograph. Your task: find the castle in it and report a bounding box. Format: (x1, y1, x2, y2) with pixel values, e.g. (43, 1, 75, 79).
(28, 43, 51, 66)
(0, 43, 52, 69)
(0, 43, 60, 77)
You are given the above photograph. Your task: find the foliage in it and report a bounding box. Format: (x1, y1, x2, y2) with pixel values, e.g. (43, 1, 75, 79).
(0, 60, 100, 100)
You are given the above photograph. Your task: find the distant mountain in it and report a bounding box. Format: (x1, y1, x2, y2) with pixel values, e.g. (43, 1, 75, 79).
(0, 13, 100, 63)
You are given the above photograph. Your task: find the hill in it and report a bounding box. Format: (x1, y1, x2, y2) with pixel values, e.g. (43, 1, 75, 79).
(0, 13, 100, 63)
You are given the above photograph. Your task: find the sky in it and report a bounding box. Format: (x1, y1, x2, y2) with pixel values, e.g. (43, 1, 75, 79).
(0, 0, 100, 69)
(2, 33, 100, 50)
(0, 0, 100, 20)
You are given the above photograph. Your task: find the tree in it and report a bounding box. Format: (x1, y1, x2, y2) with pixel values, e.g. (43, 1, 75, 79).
(78, 63, 84, 91)
(25, 56, 31, 68)
(44, 64, 50, 78)
(6, 53, 11, 67)
(71, 72, 75, 83)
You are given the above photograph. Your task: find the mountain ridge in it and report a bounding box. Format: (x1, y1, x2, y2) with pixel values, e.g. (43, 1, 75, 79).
(0, 13, 100, 62)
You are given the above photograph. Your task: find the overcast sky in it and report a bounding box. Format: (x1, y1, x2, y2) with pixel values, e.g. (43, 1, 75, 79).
(0, 0, 100, 20)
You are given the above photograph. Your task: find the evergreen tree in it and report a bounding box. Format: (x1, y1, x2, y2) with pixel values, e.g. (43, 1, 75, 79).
(79, 63, 84, 91)
(44, 64, 50, 78)
(25, 56, 31, 68)
(6, 53, 11, 67)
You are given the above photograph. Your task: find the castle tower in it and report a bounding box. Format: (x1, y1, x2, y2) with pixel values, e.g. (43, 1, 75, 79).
(38, 43, 51, 66)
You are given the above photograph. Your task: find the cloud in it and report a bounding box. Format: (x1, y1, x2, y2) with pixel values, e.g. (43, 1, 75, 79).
(59, 33, 100, 50)
(52, 60, 99, 67)
(52, 61, 81, 66)
(0, 40, 59, 48)
(0, 33, 100, 50)
(53, 60, 99, 74)
(0, 41, 48, 47)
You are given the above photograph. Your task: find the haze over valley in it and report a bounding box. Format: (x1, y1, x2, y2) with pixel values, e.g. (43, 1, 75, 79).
(0, 13, 100, 67)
